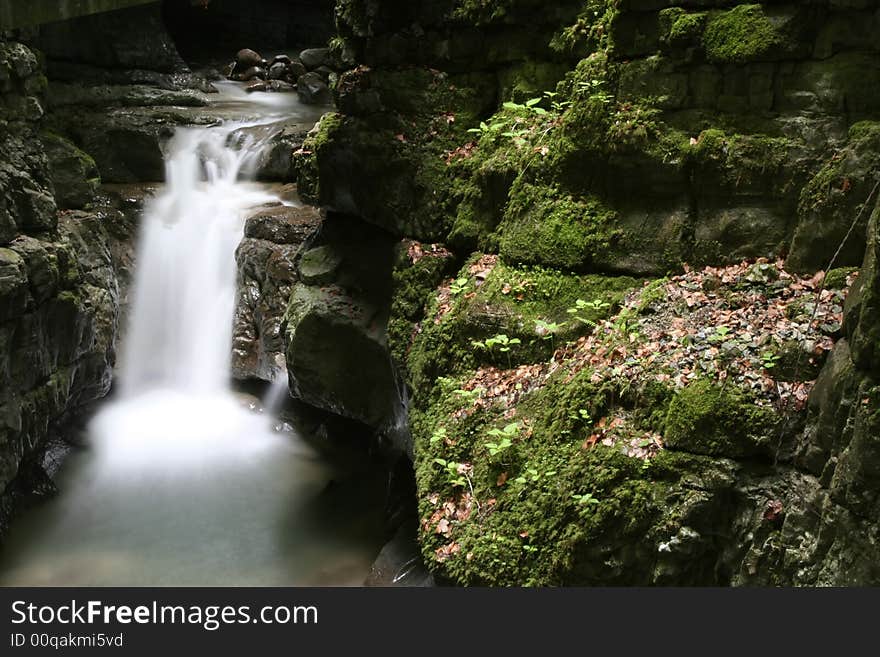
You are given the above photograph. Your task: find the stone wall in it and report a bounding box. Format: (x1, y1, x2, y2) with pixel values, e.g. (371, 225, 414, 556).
(0, 40, 126, 530)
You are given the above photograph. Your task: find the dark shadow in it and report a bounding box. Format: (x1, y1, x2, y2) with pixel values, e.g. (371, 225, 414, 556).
(161, 0, 336, 65)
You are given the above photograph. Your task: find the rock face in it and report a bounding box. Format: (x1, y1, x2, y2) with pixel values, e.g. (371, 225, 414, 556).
(290, 0, 880, 585)
(232, 200, 321, 381)
(0, 40, 128, 529)
(283, 213, 409, 453)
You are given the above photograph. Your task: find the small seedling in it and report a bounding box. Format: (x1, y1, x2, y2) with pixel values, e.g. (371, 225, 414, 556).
(475, 334, 522, 368)
(708, 326, 732, 343)
(566, 298, 610, 327)
(485, 422, 520, 458)
(434, 458, 467, 488)
(449, 276, 469, 296)
(761, 351, 781, 370)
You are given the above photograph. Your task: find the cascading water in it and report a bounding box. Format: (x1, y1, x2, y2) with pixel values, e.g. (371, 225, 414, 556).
(121, 124, 275, 396)
(0, 98, 387, 586)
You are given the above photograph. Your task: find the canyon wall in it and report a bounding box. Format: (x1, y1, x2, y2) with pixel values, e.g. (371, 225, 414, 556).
(290, 0, 880, 584)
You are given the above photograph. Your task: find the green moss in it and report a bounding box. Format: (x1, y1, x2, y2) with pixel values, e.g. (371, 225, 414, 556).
(498, 181, 620, 270)
(388, 246, 453, 366)
(407, 256, 638, 387)
(848, 121, 880, 144)
(550, 0, 619, 56)
(684, 128, 795, 191)
(664, 379, 781, 458)
(824, 267, 858, 290)
(294, 112, 343, 203)
(659, 8, 707, 47)
(703, 4, 779, 64)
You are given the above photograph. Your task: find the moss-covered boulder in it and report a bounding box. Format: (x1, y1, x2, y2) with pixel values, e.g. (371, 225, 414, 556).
(665, 379, 781, 458)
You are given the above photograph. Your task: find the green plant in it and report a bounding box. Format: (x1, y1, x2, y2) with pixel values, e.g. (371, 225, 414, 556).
(566, 298, 610, 326)
(434, 458, 467, 488)
(452, 387, 483, 404)
(473, 333, 522, 368)
(430, 426, 448, 445)
(503, 97, 549, 117)
(485, 422, 521, 458)
(708, 326, 732, 343)
(543, 90, 571, 113)
(535, 319, 564, 353)
(571, 492, 600, 506)
(761, 350, 781, 370)
(514, 466, 557, 486)
(450, 276, 470, 296)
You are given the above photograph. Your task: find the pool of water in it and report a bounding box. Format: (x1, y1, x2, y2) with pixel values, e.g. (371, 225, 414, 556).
(0, 392, 388, 587)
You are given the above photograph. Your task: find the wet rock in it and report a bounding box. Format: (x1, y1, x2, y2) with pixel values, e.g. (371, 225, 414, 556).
(271, 54, 292, 67)
(287, 59, 307, 81)
(268, 62, 288, 81)
(33, 4, 188, 74)
(236, 48, 263, 69)
(283, 214, 407, 450)
(245, 81, 268, 93)
(300, 48, 330, 71)
(232, 203, 321, 382)
(236, 66, 267, 82)
(296, 72, 331, 105)
(267, 80, 296, 93)
(41, 131, 100, 210)
(313, 66, 335, 83)
(365, 524, 435, 587)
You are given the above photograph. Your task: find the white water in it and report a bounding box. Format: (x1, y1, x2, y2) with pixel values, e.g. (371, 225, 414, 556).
(0, 97, 386, 586)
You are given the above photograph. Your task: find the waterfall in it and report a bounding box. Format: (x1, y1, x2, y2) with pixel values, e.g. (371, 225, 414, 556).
(88, 119, 291, 461)
(121, 123, 277, 395)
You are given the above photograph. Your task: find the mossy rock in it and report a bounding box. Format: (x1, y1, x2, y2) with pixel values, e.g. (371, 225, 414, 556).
(41, 131, 100, 210)
(658, 8, 707, 49)
(789, 121, 880, 273)
(388, 242, 455, 367)
(498, 182, 620, 271)
(407, 257, 638, 390)
(702, 5, 780, 64)
(665, 380, 781, 458)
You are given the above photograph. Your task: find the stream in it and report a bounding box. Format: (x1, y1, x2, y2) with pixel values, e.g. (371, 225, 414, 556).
(0, 86, 388, 586)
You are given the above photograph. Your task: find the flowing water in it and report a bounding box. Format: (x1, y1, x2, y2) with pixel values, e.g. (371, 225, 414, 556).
(0, 90, 386, 586)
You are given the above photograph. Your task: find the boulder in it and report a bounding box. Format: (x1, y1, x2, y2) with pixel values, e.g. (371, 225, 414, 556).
(299, 48, 330, 71)
(268, 62, 288, 80)
(236, 48, 263, 69)
(283, 214, 408, 451)
(296, 72, 332, 105)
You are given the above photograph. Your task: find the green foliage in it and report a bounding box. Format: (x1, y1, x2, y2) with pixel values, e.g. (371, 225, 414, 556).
(761, 350, 781, 371)
(702, 4, 779, 64)
(473, 333, 523, 368)
(566, 298, 611, 327)
(434, 458, 469, 488)
(486, 422, 521, 458)
(449, 276, 470, 296)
